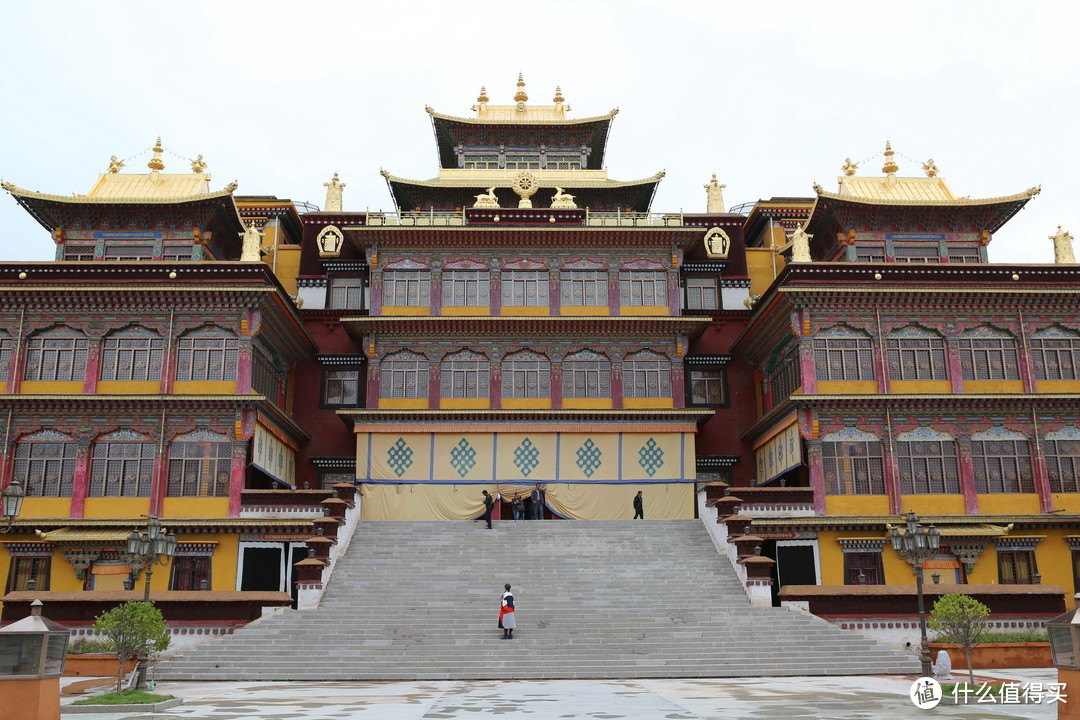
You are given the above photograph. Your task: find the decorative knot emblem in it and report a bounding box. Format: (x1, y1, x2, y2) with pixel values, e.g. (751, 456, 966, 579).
(576, 438, 603, 478)
(450, 437, 477, 478)
(387, 437, 415, 478)
(513, 437, 540, 478)
(638, 437, 665, 477)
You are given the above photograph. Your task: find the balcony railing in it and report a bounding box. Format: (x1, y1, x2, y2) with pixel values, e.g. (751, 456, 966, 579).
(365, 211, 466, 226)
(585, 211, 685, 227)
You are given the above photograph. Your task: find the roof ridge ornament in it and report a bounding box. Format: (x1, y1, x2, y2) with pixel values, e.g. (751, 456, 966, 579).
(324, 172, 345, 211)
(1051, 225, 1076, 264)
(514, 73, 528, 108)
(191, 154, 207, 174)
(841, 158, 858, 177)
(108, 156, 125, 174)
(148, 137, 165, 173)
(704, 173, 726, 213)
(553, 85, 565, 104)
(881, 140, 898, 176)
(477, 86, 489, 104)
(922, 158, 939, 177)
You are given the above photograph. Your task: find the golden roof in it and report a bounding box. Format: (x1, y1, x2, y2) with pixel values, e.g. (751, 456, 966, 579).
(836, 174, 956, 202)
(380, 168, 664, 189)
(86, 171, 214, 199)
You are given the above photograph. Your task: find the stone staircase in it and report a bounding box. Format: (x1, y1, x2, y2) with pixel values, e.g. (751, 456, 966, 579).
(158, 520, 919, 680)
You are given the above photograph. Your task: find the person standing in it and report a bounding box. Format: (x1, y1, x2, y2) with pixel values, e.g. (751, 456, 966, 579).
(512, 494, 525, 521)
(499, 583, 516, 639)
(633, 490, 644, 519)
(530, 483, 545, 520)
(481, 489, 495, 529)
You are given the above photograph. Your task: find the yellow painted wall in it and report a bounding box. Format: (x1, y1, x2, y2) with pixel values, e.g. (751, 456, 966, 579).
(1036, 380, 1080, 393)
(1053, 494, 1080, 513)
(19, 381, 82, 394)
(0, 381, 6, 393)
(440, 398, 490, 409)
(381, 305, 430, 316)
(273, 245, 301, 295)
(619, 306, 669, 316)
(890, 380, 952, 394)
(501, 306, 549, 316)
(96, 381, 159, 394)
(501, 398, 552, 409)
(745, 247, 782, 297)
(16, 498, 72, 518)
(197, 532, 239, 591)
(623, 397, 674, 409)
(82, 498, 152, 519)
(560, 305, 609, 316)
(824, 495, 891, 516)
(378, 398, 429, 409)
(161, 498, 230, 518)
(965, 380, 1024, 394)
(441, 306, 489, 316)
(978, 494, 1042, 515)
(816, 380, 877, 394)
(899, 495, 966, 515)
(172, 381, 236, 394)
(563, 398, 613, 409)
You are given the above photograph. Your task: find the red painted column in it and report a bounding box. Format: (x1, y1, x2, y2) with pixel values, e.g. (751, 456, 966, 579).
(69, 442, 91, 518)
(1017, 342, 1037, 393)
(149, 451, 168, 517)
(611, 362, 623, 409)
(429, 365, 441, 408)
(490, 270, 501, 315)
(608, 271, 620, 316)
(549, 272, 561, 316)
(228, 442, 247, 518)
(82, 339, 100, 395)
(874, 339, 889, 394)
(551, 363, 563, 409)
(882, 441, 903, 515)
(431, 270, 442, 315)
(236, 342, 253, 395)
(1031, 442, 1054, 513)
(667, 270, 680, 315)
(490, 362, 501, 409)
(366, 360, 380, 408)
(806, 440, 826, 515)
(956, 440, 980, 515)
(798, 338, 817, 395)
(370, 271, 382, 315)
(946, 338, 965, 393)
(671, 360, 685, 408)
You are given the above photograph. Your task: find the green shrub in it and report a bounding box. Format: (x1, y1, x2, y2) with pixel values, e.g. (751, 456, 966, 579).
(69, 638, 116, 654)
(929, 593, 990, 686)
(72, 689, 172, 706)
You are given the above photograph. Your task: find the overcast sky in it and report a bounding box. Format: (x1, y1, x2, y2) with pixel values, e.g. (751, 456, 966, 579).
(1, 1, 1076, 263)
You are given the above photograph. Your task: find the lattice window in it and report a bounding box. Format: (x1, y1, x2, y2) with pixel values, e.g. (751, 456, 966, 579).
(885, 326, 947, 381)
(689, 368, 726, 405)
(998, 550, 1038, 584)
(323, 369, 361, 406)
(13, 430, 77, 497)
(1031, 327, 1080, 381)
(442, 270, 490, 307)
(102, 243, 155, 261)
(320, 471, 354, 490)
(561, 270, 608, 307)
(502, 271, 549, 307)
(563, 350, 611, 399)
(959, 327, 1019, 380)
(504, 152, 541, 169)
(62, 244, 96, 261)
(5, 557, 50, 593)
(947, 245, 982, 263)
(89, 431, 154, 497)
(251, 348, 284, 406)
(623, 351, 671, 398)
(100, 327, 163, 382)
(328, 276, 364, 310)
(619, 271, 667, 306)
(380, 351, 428, 399)
(769, 350, 801, 404)
(382, 270, 430, 307)
(162, 244, 194, 262)
(1045, 427, 1080, 493)
(24, 326, 89, 382)
(441, 349, 489, 398)
(544, 151, 582, 170)
(176, 327, 238, 381)
(684, 278, 718, 310)
(0, 330, 11, 381)
(844, 552, 884, 585)
(822, 430, 885, 495)
(855, 245, 885, 263)
(897, 430, 959, 494)
(167, 430, 231, 497)
(502, 350, 550, 399)
(813, 327, 874, 381)
(170, 556, 211, 591)
(971, 429, 1034, 493)
(461, 152, 500, 170)
(892, 244, 941, 263)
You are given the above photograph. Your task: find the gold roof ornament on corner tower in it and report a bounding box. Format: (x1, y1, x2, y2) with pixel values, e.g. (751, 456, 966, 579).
(191, 154, 208, 174)
(921, 159, 939, 178)
(477, 86, 489, 104)
(841, 158, 858, 177)
(881, 140, 898, 176)
(553, 86, 565, 104)
(148, 137, 165, 172)
(1051, 225, 1076, 264)
(514, 73, 529, 104)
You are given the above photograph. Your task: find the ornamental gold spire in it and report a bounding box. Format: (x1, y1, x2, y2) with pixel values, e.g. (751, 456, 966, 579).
(841, 158, 858, 176)
(922, 158, 940, 177)
(881, 140, 898, 175)
(553, 85, 565, 104)
(514, 73, 528, 103)
(148, 137, 165, 172)
(477, 85, 489, 104)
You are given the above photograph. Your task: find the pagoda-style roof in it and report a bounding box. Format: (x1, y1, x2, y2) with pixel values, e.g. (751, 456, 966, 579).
(381, 169, 664, 213)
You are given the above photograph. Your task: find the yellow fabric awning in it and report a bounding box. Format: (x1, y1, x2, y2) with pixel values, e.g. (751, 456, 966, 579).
(91, 564, 132, 575)
(34, 528, 133, 543)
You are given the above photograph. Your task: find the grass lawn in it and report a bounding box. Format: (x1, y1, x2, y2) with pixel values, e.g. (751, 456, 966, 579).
(72, 689, 174, 706)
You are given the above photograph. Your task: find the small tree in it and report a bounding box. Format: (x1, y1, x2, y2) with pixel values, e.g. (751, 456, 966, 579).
(928, 592, 990, 686)
(93, 601, 170, 693)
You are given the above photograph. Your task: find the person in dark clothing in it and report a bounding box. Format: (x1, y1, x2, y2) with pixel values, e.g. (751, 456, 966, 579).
(498, 583, 516, 639)
(633, 490, 644, 519)
(530, 483, 545, 520)
(481, 490, 495, 529)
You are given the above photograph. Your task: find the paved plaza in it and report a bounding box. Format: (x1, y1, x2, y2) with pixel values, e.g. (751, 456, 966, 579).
(60, 669, 1062, 719)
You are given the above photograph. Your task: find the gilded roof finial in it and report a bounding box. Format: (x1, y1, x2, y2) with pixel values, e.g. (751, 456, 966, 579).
(191, 154, 208, 174)
(148, 137, 165, 172)
(922, 158, 939, 177)
(841, 158, 858, 176)
(881, 141, 898, 175)
(553, 85, 565, 104)
(1051, 225, 1076, 264)
(514, 73, 529, 103)
(107, 156, 125, 174)
(477, 86, 489, 104)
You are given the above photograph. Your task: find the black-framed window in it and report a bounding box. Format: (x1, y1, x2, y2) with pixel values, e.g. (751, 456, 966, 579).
(1031, 327, 1080, 381)
(380, 351, 428, 399)
(328, 276, 364, 310)
(502, 270, 549, 307)
(768, 350, 801, 405)
(170, 556, 211, 591)
(563, 350, 611, 399)
(167, 431, 232, 497)
(102, 243, 154, 261)
(971, 437, 1034, 493)
(823, 438, 885, 495)
(684, 278, 718, 310)
(442, 270, 489, 307)
(1046, 432, 1080, 493)
(947, 245, 982, 263)
(688, 368, 726, 406)
(998, 549, 1038, 584)
(814, 327, 874, 381)
(892, 244, 941, 263)
(619, 270, 667, 306)
(319, 471, 354, 490)
(441, 349, 489, 398)
(89, 431, 154, 497)
(24, 326, 88, 382)
(0, 331, 12, 381)
(382, 270, 429, 308)
(176, 327, 239, 381)
(101, 326, 163, 382)
(62, 244, 96, 261)
(855, 245, 885, 263)
(252, 348, 285, 406)
(561, 270, 608, 307)
(6, 556, 50, 593)
(323, 368, 361, 406)
(502, 350, 550, 399)
(13, 431, 77, 498)
(844, 552, 884, 585)
(897, 434, 959, 494)
(959, 327, 1019, 381)
(623, 351, 671, 398)
(885, 327, 947, 381)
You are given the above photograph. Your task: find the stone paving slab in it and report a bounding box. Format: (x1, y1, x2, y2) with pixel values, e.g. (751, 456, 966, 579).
(60, 670, 1062, 720)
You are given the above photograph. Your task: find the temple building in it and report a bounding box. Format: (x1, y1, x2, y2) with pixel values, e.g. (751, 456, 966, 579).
(732, 145, 1080, 610)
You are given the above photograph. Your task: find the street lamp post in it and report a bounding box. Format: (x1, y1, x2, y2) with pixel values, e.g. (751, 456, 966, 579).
(889, 510, 941, 678)
(125, 515, 177, 690)
(1, 480, 25, 532)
